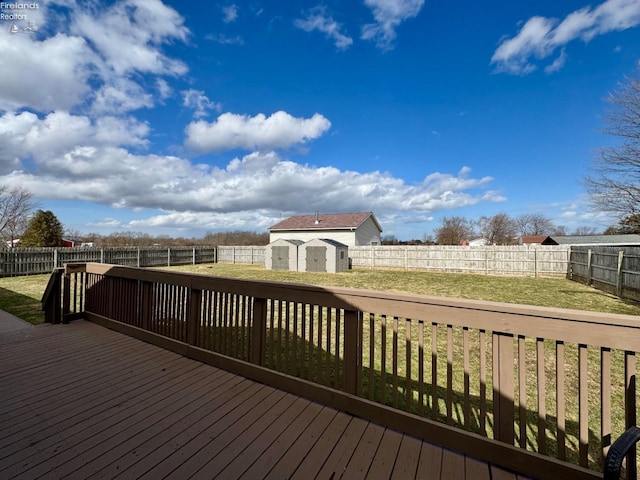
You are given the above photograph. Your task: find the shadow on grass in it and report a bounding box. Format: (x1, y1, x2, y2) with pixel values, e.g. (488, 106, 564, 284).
(193, 324, 609, 474)
(0, 286, 43, 325)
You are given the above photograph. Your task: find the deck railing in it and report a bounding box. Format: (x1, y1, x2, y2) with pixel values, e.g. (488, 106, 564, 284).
(42, 263, 640, 479)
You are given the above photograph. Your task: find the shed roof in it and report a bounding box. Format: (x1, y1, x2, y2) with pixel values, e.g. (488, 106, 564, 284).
(269, 212, 382, 232)
(316, 238, 349, 248)
(519, 235, 547, 244)
(541, 234, 640, 245)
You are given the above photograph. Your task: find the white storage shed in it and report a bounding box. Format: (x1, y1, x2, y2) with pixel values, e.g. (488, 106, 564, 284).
(298, 238, 349, 273)
(265, 238, 304, 271)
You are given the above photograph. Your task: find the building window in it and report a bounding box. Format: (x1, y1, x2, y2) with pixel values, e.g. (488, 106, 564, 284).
(370, 241, 379, 246)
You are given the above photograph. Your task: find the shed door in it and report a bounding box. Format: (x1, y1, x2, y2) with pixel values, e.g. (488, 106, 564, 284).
(272, 246, 290, 270)
(306, 246, 327, 272)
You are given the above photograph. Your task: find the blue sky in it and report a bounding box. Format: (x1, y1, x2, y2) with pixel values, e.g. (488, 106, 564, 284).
(1, 0, 640, 240)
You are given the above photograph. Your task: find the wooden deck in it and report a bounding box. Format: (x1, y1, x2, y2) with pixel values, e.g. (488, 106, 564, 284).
(0, 321, 529, 479)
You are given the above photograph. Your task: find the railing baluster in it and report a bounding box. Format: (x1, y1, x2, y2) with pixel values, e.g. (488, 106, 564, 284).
(537, 338, 546, 454)
(418, 320, 424, 416)
(393, 316, 399, 409)
(405, 318, 412, 412)
(463, 326, 470, 429)
(431, 322, 438, 420)
(479, 329, 487, 436)
(579, 343, 589, 467)
(601, 347, 611, 463)
(556, 340, 566, 461)
(326, 308, 332, 386)
(381, 315, 387, 406)
(369, 312, 375, 401)
(518, 335, 527, 448)
(447, 324, 453, 425)
(625, 351, 637, 480)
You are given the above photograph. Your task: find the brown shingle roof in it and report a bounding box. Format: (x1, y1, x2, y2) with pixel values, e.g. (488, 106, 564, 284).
(269, 212, 381, 232)
(519, 235, 547, 244)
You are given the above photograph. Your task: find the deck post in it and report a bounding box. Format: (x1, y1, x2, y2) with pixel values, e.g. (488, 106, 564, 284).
(493, 331, 515, 444)
(42, 269, 62, 324)
(344, 309, 361, 395)
(62, 272, 71, 324)
(187, 288, 202, 346)
(141, 281, 152, 331)
(250, 297, 267, 366)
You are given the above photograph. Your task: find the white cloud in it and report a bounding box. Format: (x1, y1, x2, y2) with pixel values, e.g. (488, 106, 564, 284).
(0, 32, 95, 112)
(70, 0, 189, 76)
(0, 133, 504, 226)
(491, 0, 640, 75)
(295, 6, 353, 50)
(222, 4, 239, 23)
(0, 0, 190, 115)
(361, 0, 425, 50)
(544, 48, 567, 74)
(205, 33, 245, 45)
(184, 111, 332, 153)
(182, 90, 222, 118)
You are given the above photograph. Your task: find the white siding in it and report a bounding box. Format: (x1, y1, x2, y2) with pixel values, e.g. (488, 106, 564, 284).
(269, 216, 381, 247)
(270, 230, 357, 246)
(354, 217, 382, 246)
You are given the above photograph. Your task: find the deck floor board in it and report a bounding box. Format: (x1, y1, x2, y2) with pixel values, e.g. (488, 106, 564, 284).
(0, 321, 522, 480)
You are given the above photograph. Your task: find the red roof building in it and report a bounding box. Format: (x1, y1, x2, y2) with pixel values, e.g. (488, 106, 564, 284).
(268, 212, 382, 247)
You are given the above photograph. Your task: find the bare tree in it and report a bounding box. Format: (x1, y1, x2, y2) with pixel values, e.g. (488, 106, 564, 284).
(0, 186, 38, 246)
(478, 213, 516, 245)
(571, 225, 599, 235)
(435, 216, 475, 245)
(514, 213, 556, 236)
(586, 63, 640, 219)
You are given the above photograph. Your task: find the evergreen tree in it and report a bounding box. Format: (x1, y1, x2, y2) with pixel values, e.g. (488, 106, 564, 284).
(20, 210, 64, 247)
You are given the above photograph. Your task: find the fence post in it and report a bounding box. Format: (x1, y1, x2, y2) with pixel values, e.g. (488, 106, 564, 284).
(485, 248, 489, 275)
(193, 247, 196, 265)
(100, 248, 105, 264)
(492, 332, 515, 444)
(587, 249, 593, 285)
(534, 248, 538, 278)
(167, 247, 171, 267)
(137, 247, 141, 268)
(344, 309, 361, 395)
(53, 248, 58, 268)
(250, 297, 267, 366)
(617, 250, 624, 297)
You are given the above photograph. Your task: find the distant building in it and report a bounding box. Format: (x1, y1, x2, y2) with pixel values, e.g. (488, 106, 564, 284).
(518, 235, 547, 245)
(268, 212, 382, 247)
(540, 234, 640, 245)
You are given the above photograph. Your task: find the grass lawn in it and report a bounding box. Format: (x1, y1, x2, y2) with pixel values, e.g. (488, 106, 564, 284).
(3, 264, 638, 325)
(0, 273, 49, 325)
(162, 263, 640, 316)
